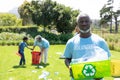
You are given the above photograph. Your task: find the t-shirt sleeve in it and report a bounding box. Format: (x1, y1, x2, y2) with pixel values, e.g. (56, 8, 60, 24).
(63, 40, 73, 58)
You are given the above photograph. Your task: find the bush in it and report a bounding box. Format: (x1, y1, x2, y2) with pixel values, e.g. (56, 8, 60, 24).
(0, 25, 38, 35)
(101, 33, 120, 51)
(38, 31, 73, 44)
(0, 31, 73, 45)
(59, 33, 73, 43)
(0, 32, 33, 46)
(39, 31, 60, 41)
(0, 32, 32, 41)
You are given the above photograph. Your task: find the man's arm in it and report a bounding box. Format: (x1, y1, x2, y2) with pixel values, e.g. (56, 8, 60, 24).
(65, 58, 71, 69)
(65, 58, 74, 78)
(40, 48, 44, 54)
(32, 46, 36, 50)
(26, 46, 32, 50)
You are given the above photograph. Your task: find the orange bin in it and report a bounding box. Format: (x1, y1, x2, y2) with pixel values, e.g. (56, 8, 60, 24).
(31, 51, 41, 65)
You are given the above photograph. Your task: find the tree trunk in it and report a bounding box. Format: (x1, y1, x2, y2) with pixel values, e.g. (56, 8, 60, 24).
(110, 19, 112, 33)
(114, 16, 118, 33)
(43, 26, 46, 32)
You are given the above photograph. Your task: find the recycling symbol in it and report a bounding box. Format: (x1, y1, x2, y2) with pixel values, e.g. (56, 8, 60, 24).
(82, 64, 96, 77)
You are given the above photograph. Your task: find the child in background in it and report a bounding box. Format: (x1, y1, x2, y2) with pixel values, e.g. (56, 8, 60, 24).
(18, 36, 32, 65)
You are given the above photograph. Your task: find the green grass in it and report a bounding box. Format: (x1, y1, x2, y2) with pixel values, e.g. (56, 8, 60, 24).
(0, 45, 119, 80)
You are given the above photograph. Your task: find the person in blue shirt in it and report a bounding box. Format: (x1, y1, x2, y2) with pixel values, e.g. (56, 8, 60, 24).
(18, 36, 32, 65)
(32, 35, 50, 64)
(63, 13, 111, 80)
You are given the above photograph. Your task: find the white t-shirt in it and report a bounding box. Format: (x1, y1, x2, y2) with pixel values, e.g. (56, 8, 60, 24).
(64, 33, 111, 62)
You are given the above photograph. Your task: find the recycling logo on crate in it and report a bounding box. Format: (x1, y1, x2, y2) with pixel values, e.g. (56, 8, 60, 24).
(82, 64, 96, 77)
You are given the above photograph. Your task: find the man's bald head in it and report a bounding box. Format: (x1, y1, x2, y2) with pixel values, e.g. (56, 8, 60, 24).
(76, 13, 91, 24)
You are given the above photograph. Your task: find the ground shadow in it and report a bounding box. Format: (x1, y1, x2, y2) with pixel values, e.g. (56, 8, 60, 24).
(32, 62, 50, 69)
(13, 65, 26, 68)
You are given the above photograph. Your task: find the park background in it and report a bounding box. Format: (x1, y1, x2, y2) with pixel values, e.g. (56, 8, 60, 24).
(0, 0, 120, 80)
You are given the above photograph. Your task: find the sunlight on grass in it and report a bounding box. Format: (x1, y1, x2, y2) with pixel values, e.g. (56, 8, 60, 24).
(0, 45, 70, 80)
(0, 45, 119, 80)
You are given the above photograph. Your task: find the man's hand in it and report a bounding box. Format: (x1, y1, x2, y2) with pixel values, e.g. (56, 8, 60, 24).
(69, 67, 74, 78)
(31, 48, 33, 50)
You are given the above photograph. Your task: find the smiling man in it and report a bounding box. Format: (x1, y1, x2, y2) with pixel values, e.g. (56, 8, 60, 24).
(63, 13, 111, 80)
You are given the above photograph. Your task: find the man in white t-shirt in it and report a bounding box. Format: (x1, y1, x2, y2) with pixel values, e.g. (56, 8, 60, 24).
(63, 13, 111, 80)
(32, 35, 50, 64)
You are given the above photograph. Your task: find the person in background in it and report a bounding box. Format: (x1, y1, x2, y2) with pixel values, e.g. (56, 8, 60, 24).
(63, 13, 111, 80)
(74, 26, 80, 36)
(18, 36, 32, 65)
(32, 35, 50, 64)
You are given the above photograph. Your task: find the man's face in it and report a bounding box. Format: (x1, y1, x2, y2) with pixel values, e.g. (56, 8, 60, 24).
(77, 16, 91, 33)
(37, 37, 41, 42)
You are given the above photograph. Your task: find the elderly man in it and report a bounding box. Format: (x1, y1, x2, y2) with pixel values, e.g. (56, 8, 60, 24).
(32, 35, 50, 64)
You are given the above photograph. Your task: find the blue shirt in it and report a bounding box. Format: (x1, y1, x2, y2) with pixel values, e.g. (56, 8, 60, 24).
(19, 41, 27, 53)
(34, 38, 49, 48)
(64, 34, 111, 62)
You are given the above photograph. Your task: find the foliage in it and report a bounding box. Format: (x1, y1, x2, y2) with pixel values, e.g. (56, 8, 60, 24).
(0, 32, 33, 46)
(18, 0, 33, 25)
(59, 33, 73, 43)
(0, 32, 32, 40)
(0, 31, 73, 45)
(0, 25, 38, 36)
(15, 18, 22, 26)
(31, 0, 56, 31)
(18, 0, 79, 33)
(55, 5, 79, 33)
(0, 13, 22, 26)
(1, 27, 120, 52)
(100, 0, 120, 33)
(36, 31, 73, 44)
(100, 4, 112, 25)
(101, 33, 120, 52)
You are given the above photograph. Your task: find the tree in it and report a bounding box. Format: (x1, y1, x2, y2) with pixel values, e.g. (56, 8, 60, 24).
(18, 0, 33, 25)
(18, 0, 79, 33)
(113, 10, 120, 33)
(0, 13, 20, 26)
(100, 0, 120, 33)
(30, 0, 58, 32)
(54, 4, 79, 33)
(100, 0, 113, 33)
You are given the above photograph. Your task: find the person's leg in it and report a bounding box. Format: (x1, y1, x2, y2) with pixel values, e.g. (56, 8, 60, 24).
(22, 53, 25, 65)
(40, 54, 43, 63)
(19, 57, 22, 65)
(43, 48, 48, 64)
(19, 53, 24, 65)
(40, 48, 43, 63)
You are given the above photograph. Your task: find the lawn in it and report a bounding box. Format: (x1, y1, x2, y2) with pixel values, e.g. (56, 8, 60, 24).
(0, 45, 119, 80)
